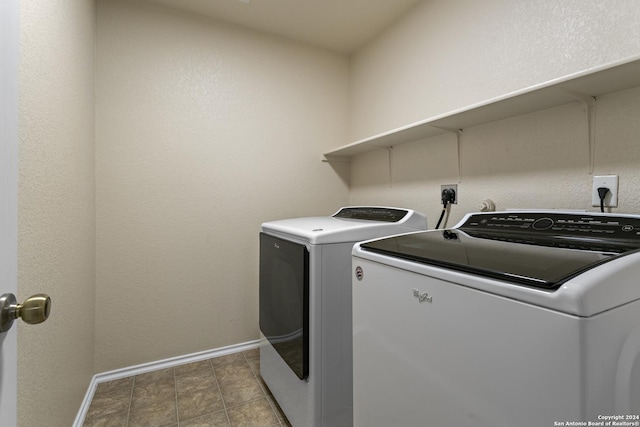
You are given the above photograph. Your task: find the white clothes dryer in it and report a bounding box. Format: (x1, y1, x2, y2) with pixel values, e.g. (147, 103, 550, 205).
(352, 211, 640, 427)
(259, 207, 427, 427)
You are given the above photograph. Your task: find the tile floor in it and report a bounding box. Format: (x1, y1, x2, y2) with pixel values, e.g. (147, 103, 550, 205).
(82, 349, 291, 427)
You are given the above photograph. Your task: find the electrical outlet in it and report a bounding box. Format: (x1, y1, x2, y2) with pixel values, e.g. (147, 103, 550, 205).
(592, 175, 619, 207)
(441, 184, 458, 204)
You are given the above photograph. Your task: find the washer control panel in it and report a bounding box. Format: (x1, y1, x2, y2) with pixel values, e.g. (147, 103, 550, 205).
(460, 212, 640, 241)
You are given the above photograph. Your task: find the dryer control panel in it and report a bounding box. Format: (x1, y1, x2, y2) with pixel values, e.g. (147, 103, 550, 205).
(333, 207, 408, 222)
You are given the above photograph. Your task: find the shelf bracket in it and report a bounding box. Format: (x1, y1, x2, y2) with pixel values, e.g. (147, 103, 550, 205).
(431, 126, 463, 183)
(562, 88, 597, 174)
(387, 146, 393, 188)
(322, 155, 350, 163)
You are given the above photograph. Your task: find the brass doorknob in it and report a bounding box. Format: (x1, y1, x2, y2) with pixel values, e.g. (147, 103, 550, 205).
(0, 293, 51, 333)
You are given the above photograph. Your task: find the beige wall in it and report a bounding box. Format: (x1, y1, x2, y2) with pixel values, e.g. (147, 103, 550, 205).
(94, 0, 350, 372)
(17, 0, 640, 423)
(349, 0, 640, 226)
(350, 0, 640, 141)
(18, 0, 96, 425)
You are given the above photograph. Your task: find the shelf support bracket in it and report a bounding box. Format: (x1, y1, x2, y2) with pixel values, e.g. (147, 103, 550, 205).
(322, 155, 350, 163)
(562, 88, 596, 174)
(387, 146, 393, 188)
(431, 126, 463, 183)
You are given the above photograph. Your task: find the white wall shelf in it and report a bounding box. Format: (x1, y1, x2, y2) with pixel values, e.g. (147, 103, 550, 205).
(323, 55, 640, 162)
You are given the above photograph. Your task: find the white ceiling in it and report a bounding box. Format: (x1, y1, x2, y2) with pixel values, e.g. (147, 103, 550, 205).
(128, 0, 423, 54)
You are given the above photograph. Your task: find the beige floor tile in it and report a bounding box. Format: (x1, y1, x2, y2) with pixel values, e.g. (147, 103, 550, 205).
(177, 371, 218, 394)
(131, 376, 176, 409)
(94, 377, 134, 396)
(84, 388, 131, 422)
(179, 410, 230, 427)
(265, 395, 286, 423)
(226, 398, 279, 427)
(81, 349, 290, 427)
(256, 376, 270, 395)
(128, 398, 178, 427)
(210, 353, 245, 368)
(178, 387, 225, 421)
(242, 349, 259, 360)
(135, 367, 175, 385)
(218, 378, 264, 407)
(82, 409, 129, 427)
(246, 359, 259, 375)
(214, 363, 255, 386)
(175, 360, 213, 376)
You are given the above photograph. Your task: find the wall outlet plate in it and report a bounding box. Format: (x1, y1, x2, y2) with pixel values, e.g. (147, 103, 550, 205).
(441, 184, 458, 204)
(592, 175, 618, 207)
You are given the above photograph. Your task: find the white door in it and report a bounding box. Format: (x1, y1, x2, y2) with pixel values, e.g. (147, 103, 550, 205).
(0, 0, 19, 425)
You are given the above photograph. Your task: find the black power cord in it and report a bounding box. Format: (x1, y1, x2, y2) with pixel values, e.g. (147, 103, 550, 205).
(435, 188, 456, 229)
(597, 187, 610, 213)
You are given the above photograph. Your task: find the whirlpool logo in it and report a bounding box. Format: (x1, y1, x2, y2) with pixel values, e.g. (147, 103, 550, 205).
(412, 289, 432, 303)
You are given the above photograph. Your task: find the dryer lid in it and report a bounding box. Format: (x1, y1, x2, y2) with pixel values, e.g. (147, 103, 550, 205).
(261, 206, 427, 244)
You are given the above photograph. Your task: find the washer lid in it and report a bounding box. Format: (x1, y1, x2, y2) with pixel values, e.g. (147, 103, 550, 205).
(361, 211, 640, 290)
(360, 229, 626, 290)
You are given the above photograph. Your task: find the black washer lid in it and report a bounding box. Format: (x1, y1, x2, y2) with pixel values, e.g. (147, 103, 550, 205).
(360, 229, 628, 290)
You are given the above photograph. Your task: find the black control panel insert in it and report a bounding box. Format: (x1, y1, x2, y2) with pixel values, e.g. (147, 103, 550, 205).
(334, 207, 408, 222)
(459, 212, 640, 251)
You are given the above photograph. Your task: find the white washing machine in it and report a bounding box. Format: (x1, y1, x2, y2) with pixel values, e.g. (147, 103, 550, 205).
(259, 206, 428, 427)
(352, 211, 640, 427)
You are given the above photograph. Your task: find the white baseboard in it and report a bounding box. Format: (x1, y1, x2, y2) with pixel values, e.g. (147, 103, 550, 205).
(72, 339, 260, 426)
